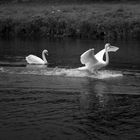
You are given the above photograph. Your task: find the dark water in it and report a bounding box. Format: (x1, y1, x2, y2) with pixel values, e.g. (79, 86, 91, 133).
(0, 39, 140, 140)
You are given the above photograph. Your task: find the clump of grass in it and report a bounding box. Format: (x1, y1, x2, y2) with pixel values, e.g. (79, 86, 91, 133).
(0, 3, 140, 40)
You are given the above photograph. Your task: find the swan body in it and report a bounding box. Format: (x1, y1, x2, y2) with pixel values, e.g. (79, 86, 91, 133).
(78, 43, 119, 72)
(26, 50, 48, 65)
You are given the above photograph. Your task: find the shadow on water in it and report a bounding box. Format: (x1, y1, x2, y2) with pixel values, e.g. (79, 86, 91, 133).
(0, 39, 140, 140)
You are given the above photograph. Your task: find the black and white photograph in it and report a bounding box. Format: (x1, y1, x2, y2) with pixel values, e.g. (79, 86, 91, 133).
(0, 0, 140, 140)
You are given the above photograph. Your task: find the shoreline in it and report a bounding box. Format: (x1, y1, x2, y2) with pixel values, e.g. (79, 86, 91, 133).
(0, 3, 140, 40)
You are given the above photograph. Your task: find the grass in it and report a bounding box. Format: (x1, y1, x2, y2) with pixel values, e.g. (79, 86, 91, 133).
(0, 3, 140, 40)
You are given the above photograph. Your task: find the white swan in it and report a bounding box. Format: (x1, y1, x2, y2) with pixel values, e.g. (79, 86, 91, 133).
(78, 43, 119, 73)
(26, 50, 48, 65)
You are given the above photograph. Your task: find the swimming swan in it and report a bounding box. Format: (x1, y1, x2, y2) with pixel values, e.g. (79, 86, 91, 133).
(26, 50, 48, 65)
(78, 43, 119, 72)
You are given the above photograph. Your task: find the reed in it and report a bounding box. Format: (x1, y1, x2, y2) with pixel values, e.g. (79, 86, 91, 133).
(0, 3, 140, 40)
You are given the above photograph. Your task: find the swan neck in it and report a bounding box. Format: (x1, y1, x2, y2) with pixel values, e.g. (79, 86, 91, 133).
(42, 51, 47, 64)
(105, 47, 109, 65)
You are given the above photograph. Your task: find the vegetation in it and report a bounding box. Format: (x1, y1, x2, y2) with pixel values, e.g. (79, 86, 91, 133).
(0, 0, 140, 3)
(0, 3, 140, 40)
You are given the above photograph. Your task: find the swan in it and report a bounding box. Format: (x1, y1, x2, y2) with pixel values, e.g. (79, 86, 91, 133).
(78, 43, 119, 73)
(26, 50, 48, 65)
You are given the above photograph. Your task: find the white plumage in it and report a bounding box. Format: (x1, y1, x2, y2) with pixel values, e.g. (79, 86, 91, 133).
(78, 43, 119, 72)
(26, 50, 48, 65)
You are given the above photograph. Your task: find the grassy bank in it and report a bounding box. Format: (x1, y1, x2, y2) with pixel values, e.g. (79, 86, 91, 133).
(0, 3, 140, 40)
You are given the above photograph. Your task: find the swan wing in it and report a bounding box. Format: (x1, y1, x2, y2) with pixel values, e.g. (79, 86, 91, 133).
(80, 49, 98, 67)
(95, 49, 105, 63)
(95, 46, 119, 63)
(26, 55, 45, 64)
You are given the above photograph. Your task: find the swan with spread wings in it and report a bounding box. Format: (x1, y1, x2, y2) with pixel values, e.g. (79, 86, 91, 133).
(78, 43, 119, 73)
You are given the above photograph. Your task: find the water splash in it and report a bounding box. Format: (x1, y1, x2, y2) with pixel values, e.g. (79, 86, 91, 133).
(93, 70, 123, 79)
(0, 67, 4, 72)
(0, 66, 123, 79)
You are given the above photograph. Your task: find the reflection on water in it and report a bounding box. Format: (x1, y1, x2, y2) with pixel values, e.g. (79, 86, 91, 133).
(0, 72, 139, 140)
(0, 39, 140, 140)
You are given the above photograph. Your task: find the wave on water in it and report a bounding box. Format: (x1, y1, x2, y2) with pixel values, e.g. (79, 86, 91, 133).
(0, 66, 123, 79)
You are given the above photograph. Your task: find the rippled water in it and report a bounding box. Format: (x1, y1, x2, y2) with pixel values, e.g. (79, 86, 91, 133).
(0, 39, 140, 140)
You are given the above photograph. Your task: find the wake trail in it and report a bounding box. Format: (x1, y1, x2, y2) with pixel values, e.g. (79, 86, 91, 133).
(0, 66, 123, 79)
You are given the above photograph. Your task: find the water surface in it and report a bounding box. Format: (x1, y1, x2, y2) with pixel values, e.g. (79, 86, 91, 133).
(0, 39, 140, 140)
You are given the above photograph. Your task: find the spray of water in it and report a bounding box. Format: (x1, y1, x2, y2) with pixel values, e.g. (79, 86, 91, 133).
(0, 66, 123, 79)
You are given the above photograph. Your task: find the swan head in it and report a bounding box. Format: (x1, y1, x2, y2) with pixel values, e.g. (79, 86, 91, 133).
(105, 43, 119, 52)
(89, 48, 95, 55)
(105, 43, 111, 49)
(43, 49, 48, 55)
